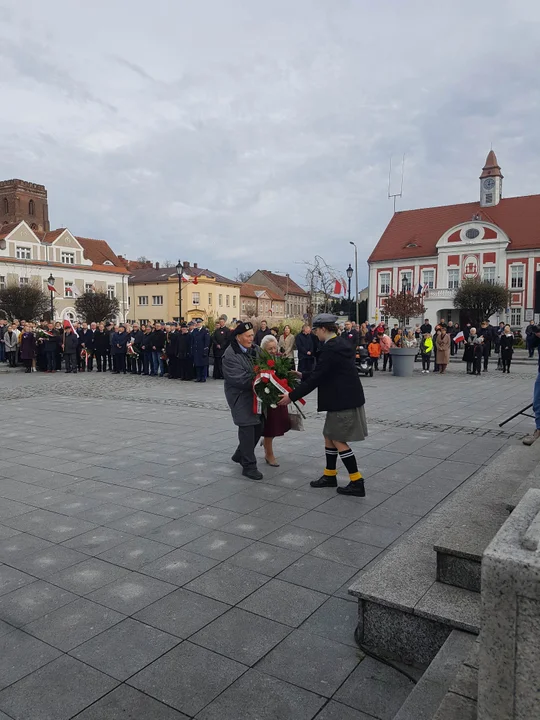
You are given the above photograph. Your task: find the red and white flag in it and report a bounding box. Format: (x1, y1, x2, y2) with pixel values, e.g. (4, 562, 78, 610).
(453, 330, 465, 344)
(47, 282, 58, 293)
(333, 279, 343, 295)
(63, 319, 78, 337)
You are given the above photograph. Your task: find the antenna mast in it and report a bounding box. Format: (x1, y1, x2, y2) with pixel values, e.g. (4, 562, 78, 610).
(388, 154, 405, 213)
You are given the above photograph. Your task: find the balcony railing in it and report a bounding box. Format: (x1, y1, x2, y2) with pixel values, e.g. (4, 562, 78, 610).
(424, 288, 455, 299)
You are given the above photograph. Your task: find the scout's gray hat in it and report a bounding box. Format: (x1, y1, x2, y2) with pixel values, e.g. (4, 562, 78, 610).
(312, 313, 338, 327)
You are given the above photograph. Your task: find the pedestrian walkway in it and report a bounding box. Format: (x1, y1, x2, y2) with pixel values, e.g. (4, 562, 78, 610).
(0, 368, 536, 718)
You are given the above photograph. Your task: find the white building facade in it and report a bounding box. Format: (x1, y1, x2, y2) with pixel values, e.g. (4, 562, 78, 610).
(368, 151, 540, 330)
(0, 221, 129, 321)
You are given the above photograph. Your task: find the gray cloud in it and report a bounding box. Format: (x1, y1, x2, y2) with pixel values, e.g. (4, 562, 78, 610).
(0, 0, 539, 286)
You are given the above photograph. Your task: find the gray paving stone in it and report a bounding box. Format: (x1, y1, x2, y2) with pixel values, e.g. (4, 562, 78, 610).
(337, 520, 406, 548)
(277, 555, 357, 595)
(46, 497, 104, 517)
(0, 533, 52, 563)
(0, 620, 14, 639)
(275, 490, 331, 510)
(262, 525, 329, 552)
(250, 501, 308, 524)
(145, 497, 204, 518)
(257, 629, 360, 697)
(191, 607, 291, 665)
(310, 537, 382, 568)
(105, 510, 172, 535)
(128, 641, 246, 716)
(71, 503, 135, 524)
(292, 510, 354, 535)
(314, 700, 375, 719)
(0, 580, 77, 626)
(70, 617, 179, 680)
(227, 541, 303, 576)
(185, 562, 268, 605)
(356, 506, 422, 530)
(185, 506, 243, 528)
(181, 530, 253, 560)
(214, 493, 269, 513)
(134, 587, 230, 637)
(97, 536, 173, 570)
(61, 527, 131, 555)
(86, 571, 176, 614)
(0, 654, 118, 720)
(0, 526, 20, 540)
(140, 548, 218, 585)
(48, 557, 130, 595)
(312, 496, 374, 520)
(11, 544, 87, 579)
(74, 684, 189, 719)
(195, 668, 325, 720)
(24, 597, 125, 651)
(143, 517, 211, 546)
(240, 483, 291, 501)
(239, 579, 327, 627)
(334, 657, 414, 719)
(219, 515, 285, 540)
(0, 499, 34, 520)
(3, 509, 97, 542)
(0, 565, 36, 597)
(0, 629, 62, 690)
(299, 596, 358, 647)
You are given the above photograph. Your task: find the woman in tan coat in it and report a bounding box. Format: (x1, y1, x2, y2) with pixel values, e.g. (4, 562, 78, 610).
(279, 325, 296, 369)
(436, 326, 451, 374)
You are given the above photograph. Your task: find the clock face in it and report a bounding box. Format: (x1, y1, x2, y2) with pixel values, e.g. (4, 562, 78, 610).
(483, 178, 495, 190)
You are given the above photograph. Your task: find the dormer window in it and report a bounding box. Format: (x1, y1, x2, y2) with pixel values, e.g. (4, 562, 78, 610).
(103, 260, 113, 266)
(405, 242, 418, 248)
(61, 251, 75, 265)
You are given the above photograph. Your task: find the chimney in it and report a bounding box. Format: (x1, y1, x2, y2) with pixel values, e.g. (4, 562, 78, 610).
(183, 261, 189, 269)
(193, 262, 198, 269)
(155, 262, 160, 269)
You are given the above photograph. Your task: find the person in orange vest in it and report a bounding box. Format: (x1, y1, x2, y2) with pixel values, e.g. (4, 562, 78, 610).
(368, 336, 382, 371)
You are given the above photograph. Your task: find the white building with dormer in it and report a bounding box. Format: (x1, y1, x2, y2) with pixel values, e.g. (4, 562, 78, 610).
(368, 150, 540, 330)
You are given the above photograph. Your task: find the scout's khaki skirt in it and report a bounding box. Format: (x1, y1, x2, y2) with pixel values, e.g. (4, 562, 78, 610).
(322, 405, 368, 442)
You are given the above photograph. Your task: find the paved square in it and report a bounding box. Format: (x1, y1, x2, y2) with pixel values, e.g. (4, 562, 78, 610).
(0, 363, 536, 718)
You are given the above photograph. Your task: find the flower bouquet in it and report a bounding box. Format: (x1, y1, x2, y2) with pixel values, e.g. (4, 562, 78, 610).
(252, 350, 305, 415)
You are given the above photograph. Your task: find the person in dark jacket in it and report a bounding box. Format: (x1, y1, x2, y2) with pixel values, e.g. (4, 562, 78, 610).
(62, 327, 79, 373)
(0, 319, 7, 363)
(93, 323, 109, 372)
(19, 325, 36, 373)
(140, 325, 154, 375)
(478, 321, 494, 372)
(296, 324, 316, 376)
(525, 320, 537, 358)
(111, 325, 129, 374)
(77, 323, 91, 371)
(343, 321, 359, 347)
(223, 321, 263, 480)
(420, 319, 432, 335)
(42, 323, 60, 372)
(279, 313, 367, 497)
(150, 322, 166, 377)
(499, 325, 514, 373)
(130, 323, 144, 375)
(165, 324, 179, 379)
(212, 318, 231, 379)
(177, 323, 192, 380)
(192, 318, 211, 382)
(254, 320, 272, 346)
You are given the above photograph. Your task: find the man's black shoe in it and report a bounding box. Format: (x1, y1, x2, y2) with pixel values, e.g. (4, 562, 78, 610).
(242, 467, 263, 481)
(231, 454, 241, 464)
(310, 475, 338, 488)
(337, 480, 366, 497)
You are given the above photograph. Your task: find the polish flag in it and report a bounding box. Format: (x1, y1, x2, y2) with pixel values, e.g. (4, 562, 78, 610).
(70, 284, 81, 298)
(47, 283, 58, 293)
(63, 319, 78, 337)
(453, 330, 465, 344)
(333, 279, 343, 295)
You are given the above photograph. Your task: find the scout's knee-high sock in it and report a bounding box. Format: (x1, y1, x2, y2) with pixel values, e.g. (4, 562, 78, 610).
(339, 448, 362, 482)
(324, 447, 338, 477)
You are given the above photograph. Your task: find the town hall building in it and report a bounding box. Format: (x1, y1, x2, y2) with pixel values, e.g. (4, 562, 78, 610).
(368, 151, 540, 330)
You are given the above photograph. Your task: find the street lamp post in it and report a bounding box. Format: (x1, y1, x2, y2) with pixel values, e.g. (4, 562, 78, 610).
(175, 260, 183, 322)
(47, 273, 55, 321)
(346, 263, 353, 319)
(349, 242, 359, 326)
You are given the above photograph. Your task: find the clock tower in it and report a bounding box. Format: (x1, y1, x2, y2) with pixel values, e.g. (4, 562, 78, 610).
(480, 149, 503, 207)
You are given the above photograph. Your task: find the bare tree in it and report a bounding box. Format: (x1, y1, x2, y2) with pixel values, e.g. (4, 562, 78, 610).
(245, 301, 257, 318)
(236, 270, 254, 284)
(302, 256, 343, 323)
(136, 256, 150, 264)
(162, 260, 175, 268)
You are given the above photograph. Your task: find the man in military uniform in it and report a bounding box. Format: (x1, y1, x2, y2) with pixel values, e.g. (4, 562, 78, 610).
(211, 318, 231, 379)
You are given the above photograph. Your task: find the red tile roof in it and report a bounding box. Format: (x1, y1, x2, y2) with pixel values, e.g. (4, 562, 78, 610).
(257, 270, 308, 296)
(240, 283, 284, 301)
(76, 237, 128, 271)
(481, 150, 503, 179)
(368, 194, 540, 263)
(128, 264, 238, 285)
(0, 222, 21, 239)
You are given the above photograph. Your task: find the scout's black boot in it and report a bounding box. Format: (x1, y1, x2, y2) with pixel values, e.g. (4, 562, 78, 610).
(310, 475, 338, 488)
(337, 479, 366, 497)
(242, 467, 263, 481)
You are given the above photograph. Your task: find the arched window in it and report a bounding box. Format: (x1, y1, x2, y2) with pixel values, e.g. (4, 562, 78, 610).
(3, 198, 8, 215)
(29, 199, 35, 216)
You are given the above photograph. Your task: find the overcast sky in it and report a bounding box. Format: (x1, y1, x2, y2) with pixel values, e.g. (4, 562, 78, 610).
(1, 0, 539, 287)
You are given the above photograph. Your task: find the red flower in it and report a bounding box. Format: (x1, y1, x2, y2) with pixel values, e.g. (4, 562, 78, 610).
(267, 359, 276, 368)
(261, 377, 270, 384)
(254, 365, 260, 372)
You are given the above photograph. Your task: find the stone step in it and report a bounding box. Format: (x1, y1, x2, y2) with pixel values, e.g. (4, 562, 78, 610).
(349, 443, 540, 668)
(507, 462, 540, 511)
(393, 630, 475, 720)
(434, 443, 540, 593)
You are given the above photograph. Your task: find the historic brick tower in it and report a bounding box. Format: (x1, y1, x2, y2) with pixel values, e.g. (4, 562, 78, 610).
(0, 179, 50, 232)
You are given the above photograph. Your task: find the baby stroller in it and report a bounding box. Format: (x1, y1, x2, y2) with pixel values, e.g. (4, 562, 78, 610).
(356, 344, 373, 377)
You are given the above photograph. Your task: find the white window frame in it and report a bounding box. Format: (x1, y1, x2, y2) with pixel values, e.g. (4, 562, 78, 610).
(107, 285, 115, 300)
(400, 271, 412, 292)
(138, 296, 148, 306)
(85, 283, 94, 293)
(192, 291, 200, 305)
(218, 294, 223, 306)
(61, 251, 75, 265)
(0, 275, 4, 289)
(511, 307, 522, 326)
(226, 295, 230, 307)
(16, 246, 31, 260)
(233, 295, 237, 308)
(64, 282, 74, 298)
(483, 267, 496, 284)
(208, 293, 212, 305)
(19, 276, 29, 286)
(510, 265, 524, 289)
(379, 272, 391, 295)
(152, 295, 163, 306)
(422, 269, 435, 289)
(448, 269, 460, 289)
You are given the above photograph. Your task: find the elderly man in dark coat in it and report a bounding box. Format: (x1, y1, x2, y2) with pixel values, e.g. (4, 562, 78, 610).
(222, 321, 263, 480)
(192, 318, 211, 382)
(212, 318, 231, 379)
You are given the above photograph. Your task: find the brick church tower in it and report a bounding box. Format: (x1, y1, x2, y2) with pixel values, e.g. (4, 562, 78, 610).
(0, 179, 50, 232)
